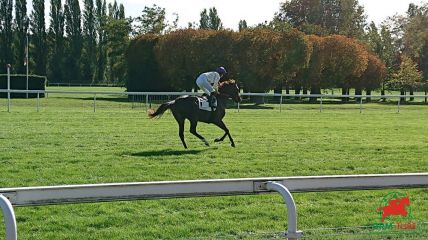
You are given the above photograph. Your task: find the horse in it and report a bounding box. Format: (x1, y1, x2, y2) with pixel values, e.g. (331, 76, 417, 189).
(148, 80, 241, 149)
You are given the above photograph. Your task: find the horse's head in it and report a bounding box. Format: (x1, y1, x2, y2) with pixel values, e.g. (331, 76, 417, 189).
(218, 80, 242, 103)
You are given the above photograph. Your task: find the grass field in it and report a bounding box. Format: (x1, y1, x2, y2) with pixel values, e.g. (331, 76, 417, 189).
(1, 88, 428, 239)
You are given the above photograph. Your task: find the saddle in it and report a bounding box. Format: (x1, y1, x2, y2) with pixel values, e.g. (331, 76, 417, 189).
(197, 96, 217, 112)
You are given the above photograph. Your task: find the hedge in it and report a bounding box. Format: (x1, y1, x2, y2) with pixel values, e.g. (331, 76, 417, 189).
(0, 74, 47, 98)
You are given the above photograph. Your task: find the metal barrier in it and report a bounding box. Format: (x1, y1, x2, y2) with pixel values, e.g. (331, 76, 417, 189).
(1, 89, 427, 113)
(1, 173, 428, 239)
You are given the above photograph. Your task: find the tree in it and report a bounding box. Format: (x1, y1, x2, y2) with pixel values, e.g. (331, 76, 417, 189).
(134, 4, 167, 34)
(277, 0, 366, 38)
(104, 3, 130, 84)
(48, 0, 65, 82)
(82, 0, 96, 82)
(357, 54, 386, 101)
(208, 7, 223, 30)
(14, 0, 29, 73)
(127, 34, 170, 92)
(199, 9, 209, 29)
(402, 3, 428, 82)
(0, 0, 14, 70)
(321, 35, 369, 98)
(64, 0, 83, 83)
(295, 35, 324, 99)
(95, 0, 107, 82)
(30, 0, 47, 76)
(199, 7, 223, 30)
(238, 20, 247, 32)
(390, 56, 423, 101)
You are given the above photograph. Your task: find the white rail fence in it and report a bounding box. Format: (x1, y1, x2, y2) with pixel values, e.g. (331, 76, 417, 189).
(1, 89, 428, 113)
(1, 173, 428, 240)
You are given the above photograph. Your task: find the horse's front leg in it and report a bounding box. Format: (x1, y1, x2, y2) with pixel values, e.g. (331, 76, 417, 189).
(189, 120, 209, 147)
(213, 120, 235, 147)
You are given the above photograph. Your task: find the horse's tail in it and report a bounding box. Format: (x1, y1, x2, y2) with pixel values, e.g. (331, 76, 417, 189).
(148, 101, 174, 119)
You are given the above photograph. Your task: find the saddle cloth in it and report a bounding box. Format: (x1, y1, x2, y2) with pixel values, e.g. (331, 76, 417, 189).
(197, 96, 217, 112)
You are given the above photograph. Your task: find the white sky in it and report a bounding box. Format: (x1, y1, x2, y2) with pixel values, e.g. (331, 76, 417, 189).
(28, 0, 427, 30)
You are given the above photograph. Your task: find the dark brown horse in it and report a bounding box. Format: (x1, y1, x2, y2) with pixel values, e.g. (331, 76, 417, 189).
(148, 80, 241, 149)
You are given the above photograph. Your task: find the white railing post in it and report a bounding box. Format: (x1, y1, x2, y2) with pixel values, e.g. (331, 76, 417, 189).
(397, 97, 401, 113)
(37, 92, 40, 112)
(280, 95, 283, 113)
(319, 97, 323, 113)
(359, 97, 363, 114)
(93, 94, 97, 112)
(145, 94, 149, 112)
(0, 195, 17, 240)
(266, 181, 303, 240)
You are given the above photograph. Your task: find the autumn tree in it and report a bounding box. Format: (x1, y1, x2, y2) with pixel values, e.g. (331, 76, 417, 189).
(356, 54, 386, 101)
(321, 35, 368, 99)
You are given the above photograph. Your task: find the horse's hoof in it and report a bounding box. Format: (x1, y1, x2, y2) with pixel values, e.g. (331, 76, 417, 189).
(214, 138, 221, 142)
(203, 139, 210, 146)
(231, 143, 235, 147)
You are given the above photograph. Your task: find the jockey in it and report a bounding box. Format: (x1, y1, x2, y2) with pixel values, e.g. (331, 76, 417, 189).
(196, 67, 227, 111)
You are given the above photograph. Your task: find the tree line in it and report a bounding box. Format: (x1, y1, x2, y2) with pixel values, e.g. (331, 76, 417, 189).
(0, 0, 130, 85)
(127, 29, 385, 98)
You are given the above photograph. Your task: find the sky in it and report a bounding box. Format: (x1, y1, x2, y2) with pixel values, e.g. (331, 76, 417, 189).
(29, 0, 426, 30)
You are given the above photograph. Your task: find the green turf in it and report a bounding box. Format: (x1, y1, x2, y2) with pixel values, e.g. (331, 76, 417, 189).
(1, 91, 428, 239)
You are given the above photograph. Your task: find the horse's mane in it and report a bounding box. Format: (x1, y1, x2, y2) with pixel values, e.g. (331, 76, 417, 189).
(219, 80, 236, 89)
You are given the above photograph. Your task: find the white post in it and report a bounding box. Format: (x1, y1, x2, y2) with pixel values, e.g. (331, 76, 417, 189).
(397, 98, 401, 113)
(280, 95, 283, 113)
(7, 64, 11, 113)
(0, 195, 17, 240)
(266, 182, 303, 240)
(319, 97, 323, 113)
(145, 94, 149, 112)
(93, 94, 97, 112)
(359, 97, 363, 114)
(37, 92, 40, 112)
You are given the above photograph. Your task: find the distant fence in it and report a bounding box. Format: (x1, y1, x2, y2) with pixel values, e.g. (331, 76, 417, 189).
(1, 173, 428, 240)
(47, 82, 125, 87)
(1, 89, 428, 113)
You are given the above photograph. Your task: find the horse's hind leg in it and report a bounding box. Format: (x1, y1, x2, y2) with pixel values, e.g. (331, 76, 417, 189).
(213, 120, 235, 147)
(172, 112, 187, 149)
(189, 120, 209, 147)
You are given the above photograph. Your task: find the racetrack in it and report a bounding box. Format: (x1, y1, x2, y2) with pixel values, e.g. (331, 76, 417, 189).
(1, 92, 427, 239)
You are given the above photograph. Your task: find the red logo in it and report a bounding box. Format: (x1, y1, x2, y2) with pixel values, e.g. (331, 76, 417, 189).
(377, 196, 410, 222)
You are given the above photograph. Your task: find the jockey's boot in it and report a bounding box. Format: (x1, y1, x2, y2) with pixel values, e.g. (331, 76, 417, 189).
(208, 94, 216, 111)
(208, 94, 216, 121)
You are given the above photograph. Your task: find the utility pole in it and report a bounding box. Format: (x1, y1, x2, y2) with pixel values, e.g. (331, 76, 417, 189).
(26, 33, 29, 98)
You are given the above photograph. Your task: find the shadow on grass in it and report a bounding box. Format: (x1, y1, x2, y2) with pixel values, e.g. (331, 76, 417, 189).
(125, 148, 207, 157)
